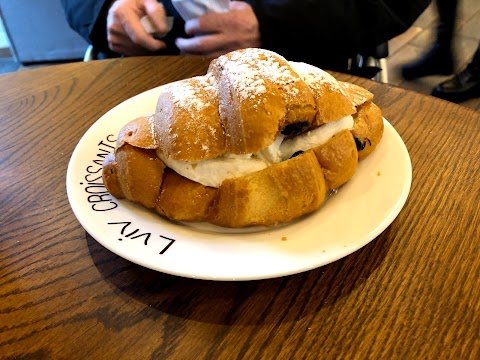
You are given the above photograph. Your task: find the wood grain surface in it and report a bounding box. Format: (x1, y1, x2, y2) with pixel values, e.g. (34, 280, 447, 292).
(0, 56, 479, 360)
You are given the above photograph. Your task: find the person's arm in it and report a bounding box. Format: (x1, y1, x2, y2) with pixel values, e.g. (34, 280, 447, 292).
(61, 0, 115, 55)
(173, 0, 428, 70)
(175, 1, 261, 58)
(174, 0, 358, 69)
(106, 0, 170, 56)
(61, 0, 431, 65)
(60, 0, 186, 57)
(243, 0, 431, 63)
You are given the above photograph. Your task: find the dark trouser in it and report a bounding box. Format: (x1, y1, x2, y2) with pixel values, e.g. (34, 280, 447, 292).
(435, 0, 459, 48)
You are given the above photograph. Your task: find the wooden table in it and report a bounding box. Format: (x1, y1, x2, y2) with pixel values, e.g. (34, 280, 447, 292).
(1, 56, 479, 359)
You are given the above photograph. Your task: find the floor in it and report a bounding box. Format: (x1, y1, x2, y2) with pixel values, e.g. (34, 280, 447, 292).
(0, 1, 479, 111)
(386, 0, 480, 111)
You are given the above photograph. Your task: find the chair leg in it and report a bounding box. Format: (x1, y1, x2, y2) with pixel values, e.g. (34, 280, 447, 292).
(365, 56, 389, 83)
(83, 45, 97, 62)
(377, 58, 388, 83)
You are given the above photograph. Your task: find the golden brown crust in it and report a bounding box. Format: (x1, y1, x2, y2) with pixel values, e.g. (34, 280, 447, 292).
(116, 114, 158, 150)
(339, 81, 374, 107)
(154, 76, 226, 161)
(313, 130, 358, 190)
(155, 169, 217, 222)
(291, 63, 356, 126)
(311, 84, 356, 126)
(102, 49, 385, 228)
(102, 152, 124, 199)
(350, 101, 384, 160)
(114, 144, 166, 209)
(208, 48, 316, 154)
(207, 151, 326, 227)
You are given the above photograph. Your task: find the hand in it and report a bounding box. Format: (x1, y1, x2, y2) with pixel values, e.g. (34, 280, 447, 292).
(107, 0, 169, 56)
(175, 1, 261, 57)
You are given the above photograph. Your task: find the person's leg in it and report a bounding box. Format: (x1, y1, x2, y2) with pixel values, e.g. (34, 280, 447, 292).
(402, 0, 458, 80)
(431, 42, 480, 102)
(435, 0, 457, 49)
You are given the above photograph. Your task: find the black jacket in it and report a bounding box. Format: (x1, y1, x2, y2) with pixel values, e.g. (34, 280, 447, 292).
(61, 0, 431, 71)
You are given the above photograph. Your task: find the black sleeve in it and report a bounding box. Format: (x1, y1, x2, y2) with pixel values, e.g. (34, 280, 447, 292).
(60, 0, 115, 56)
(244, 0, 431, 70)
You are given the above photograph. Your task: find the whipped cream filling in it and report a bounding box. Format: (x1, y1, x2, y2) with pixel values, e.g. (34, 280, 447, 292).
(159, 154, 268, 188)
(279, 115, 353, 159)
(158, 115, 353, 188)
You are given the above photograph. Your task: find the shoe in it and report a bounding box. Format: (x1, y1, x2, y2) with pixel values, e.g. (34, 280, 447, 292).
(431, 60, 480, 103)
(402, 45, 455, 80)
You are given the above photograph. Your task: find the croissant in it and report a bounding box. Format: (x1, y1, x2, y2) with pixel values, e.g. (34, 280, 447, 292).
(102, 48, 384, 228)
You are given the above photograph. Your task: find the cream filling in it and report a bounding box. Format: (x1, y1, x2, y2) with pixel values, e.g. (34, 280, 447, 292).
(158, 115, 353, 188)
(159, 154, 268, 188)
(279, 115, 353, 160)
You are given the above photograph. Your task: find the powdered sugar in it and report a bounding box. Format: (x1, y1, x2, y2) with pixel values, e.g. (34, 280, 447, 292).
(217, 48, 303, 101)
(339, 81, 373, 106)
(145, 113, 158, 146)
(167, 75, 217, 111)
(290, 61, 346, 96)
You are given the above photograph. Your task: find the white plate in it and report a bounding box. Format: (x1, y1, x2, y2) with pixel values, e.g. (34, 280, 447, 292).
(67, 86, 412, 281)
